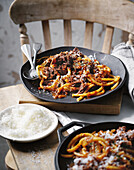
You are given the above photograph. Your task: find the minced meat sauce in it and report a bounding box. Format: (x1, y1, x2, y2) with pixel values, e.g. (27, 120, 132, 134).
(67, 126, 134, 170)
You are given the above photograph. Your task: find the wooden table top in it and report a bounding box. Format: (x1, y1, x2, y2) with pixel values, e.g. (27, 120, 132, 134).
(0, 84, 134, 170)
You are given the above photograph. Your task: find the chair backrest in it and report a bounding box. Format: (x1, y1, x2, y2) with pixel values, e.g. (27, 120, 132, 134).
(9, 0, 134, 63)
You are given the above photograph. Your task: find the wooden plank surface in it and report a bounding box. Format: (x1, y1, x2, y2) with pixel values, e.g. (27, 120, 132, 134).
(42, 20, 52, 50)
(84, 21, 93, 49)
(0, 85, 60, 170)
(19, 84, 123, 114)
(102, 26, 114, 54)
(5, 150, 17, 170)
(0, 85, 20, 169)
(19, 24, 30, 63)
(9, 0, 134, 34)
(8, 126, 59, 170)
(0, 85, 19, 110)
(64, 20, 72, 46)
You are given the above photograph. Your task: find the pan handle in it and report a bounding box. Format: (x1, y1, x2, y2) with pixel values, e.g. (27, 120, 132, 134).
(57, 121, 91, 143)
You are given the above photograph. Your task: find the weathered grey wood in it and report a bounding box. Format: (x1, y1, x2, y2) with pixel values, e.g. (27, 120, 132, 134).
(84, 21, 93, 49)
(42, 20, 52, 50)
(64, 20, 72, 46)
(19, 24, 30, 63)
(127, 33, 134, 46)
(18, 84, 122, 115)
(9, 0, 134, 34)
(1, 85, 59, 170)
(5, 150, 17, 170)
(102, 26, 114, 54)
(0, 85, 20, 170)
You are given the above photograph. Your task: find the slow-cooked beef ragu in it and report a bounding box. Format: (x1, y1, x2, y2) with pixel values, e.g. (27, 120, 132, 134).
(62, 126, 134, 170)
(36, 48, 120, 101)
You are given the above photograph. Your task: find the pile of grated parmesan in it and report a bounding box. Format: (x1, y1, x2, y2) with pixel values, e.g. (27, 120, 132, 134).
(0, 105, 53, 138)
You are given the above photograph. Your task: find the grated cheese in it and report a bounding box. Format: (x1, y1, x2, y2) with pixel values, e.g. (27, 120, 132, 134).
(0, 105, 54, 139)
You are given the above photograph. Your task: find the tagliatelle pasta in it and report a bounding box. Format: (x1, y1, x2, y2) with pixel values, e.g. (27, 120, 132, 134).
(36, 48, 120, 101)
(62, 126, 134, 170)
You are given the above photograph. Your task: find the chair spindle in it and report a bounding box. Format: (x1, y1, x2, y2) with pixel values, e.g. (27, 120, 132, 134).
(127, 33, 134, 46)
(64, 20, 72, 46)
(84, 21, 93, 49)
(19, 24, 30, 63)
(102, 26, 114, 54)
(42, 20, 52, 50)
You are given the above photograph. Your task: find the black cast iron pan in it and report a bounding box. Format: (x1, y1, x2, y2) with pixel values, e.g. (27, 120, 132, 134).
(55, 121, 134, 170)
(20, 46, 127, 103)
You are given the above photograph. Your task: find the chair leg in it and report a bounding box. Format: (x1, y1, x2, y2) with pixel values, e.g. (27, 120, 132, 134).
(5, 150, 17, 170)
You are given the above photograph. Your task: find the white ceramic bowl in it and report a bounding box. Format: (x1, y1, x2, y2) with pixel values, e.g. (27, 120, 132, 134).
(0, 103, 58, 142)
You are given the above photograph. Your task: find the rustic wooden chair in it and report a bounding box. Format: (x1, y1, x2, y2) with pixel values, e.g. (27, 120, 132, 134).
(6, 0, 134, 169)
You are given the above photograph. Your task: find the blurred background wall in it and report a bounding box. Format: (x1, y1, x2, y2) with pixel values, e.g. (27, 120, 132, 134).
(0, 0, 129, 88)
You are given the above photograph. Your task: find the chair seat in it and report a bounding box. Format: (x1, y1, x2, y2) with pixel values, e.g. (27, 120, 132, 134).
(5, 150, 17, 170)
